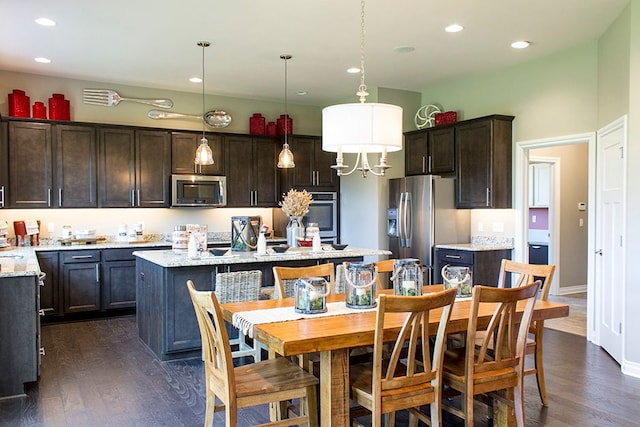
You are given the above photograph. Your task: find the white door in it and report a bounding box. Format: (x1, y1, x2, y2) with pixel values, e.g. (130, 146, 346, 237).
(596, 117, 626, 364)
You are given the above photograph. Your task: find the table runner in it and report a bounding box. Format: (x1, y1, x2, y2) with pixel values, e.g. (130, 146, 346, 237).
(232, 301, 376, 338)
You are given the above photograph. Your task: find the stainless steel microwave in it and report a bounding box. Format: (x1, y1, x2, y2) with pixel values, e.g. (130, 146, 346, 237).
(171, 174, 227, 207)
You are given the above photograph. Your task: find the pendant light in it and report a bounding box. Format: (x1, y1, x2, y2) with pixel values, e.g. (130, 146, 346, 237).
(194, 41, 214, 166)
(321, 0, 403, 177)
(277, 54, 295, 169)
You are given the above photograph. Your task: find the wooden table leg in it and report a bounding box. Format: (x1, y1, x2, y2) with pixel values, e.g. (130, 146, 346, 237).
(319, 349, 350, 427)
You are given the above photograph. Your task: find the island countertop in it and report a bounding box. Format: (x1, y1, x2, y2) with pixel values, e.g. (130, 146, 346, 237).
(133, 247, 391, 268)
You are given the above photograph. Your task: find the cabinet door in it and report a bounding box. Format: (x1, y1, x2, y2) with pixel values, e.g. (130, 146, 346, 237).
(252, 137, 279, 206)
(99, 127, 135, 207)
(8, 121, 53, 208)
(428, 126, 455, 174)
(529, 163, 550, 207)
(102, 260, 136, 309)
(456, 120, 492, 208)
(136, 130, 170, 207)
(289, 135, 315, 187)
(55, 124, 98, 208)
(62, 262, 101, 313)
(313, 138, 338, 188)
(225, 135, 253, 206)
(35, 251, 61, 316)
(171, 131, 224, 175)
(404, 131, 427, 175)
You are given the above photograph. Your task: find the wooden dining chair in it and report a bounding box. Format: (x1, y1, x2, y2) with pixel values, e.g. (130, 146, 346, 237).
(214, 270, 264, 362)
(441, 281, 541, 427)
(349, 288, 457, 427)
(272, 263, 335, 299)
(497, 259, 556, 405)
(374, 258, 396, 289)
(186, 280, 319, 427)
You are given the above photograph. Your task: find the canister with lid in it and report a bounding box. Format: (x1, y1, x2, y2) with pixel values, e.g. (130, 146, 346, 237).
(172, 225, 188, 252)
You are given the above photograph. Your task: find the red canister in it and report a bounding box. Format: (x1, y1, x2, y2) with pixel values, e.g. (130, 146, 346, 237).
(249, 113, 266, 135)
(32, 101, 47, 119)
(8, 89, 30, 117)
(49, 93, 71, 121)
(267, 121, 277, 137)
(276, 114, 293, 136)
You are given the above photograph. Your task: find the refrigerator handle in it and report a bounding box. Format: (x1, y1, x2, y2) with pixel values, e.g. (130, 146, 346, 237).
(398, 192, 405, 247)
(404, 191, 412, 247)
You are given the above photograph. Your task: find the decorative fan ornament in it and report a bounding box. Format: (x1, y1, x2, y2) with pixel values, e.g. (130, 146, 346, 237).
(415, 104, 442, 129)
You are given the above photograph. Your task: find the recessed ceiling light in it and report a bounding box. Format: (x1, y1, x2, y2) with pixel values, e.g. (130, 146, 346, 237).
(393, 46, 415, 54)
(296, 90, 307, 96)
(34, 57, 51, 64)
(35, 17, 56, 26)
(347, 67, 360, 74)
(511, 40, 531, 49)
(189, 77, 202, 83)
(445, 24, 463, 33)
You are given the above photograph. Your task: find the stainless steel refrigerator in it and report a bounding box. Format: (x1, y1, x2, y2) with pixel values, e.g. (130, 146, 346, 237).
(387, 176, 470, 284)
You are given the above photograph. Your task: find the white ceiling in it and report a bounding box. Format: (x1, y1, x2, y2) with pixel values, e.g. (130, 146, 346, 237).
(1, 0, 629, 106)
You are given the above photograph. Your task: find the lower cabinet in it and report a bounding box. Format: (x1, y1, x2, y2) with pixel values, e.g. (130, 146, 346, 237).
(102, 248, 137, 310)
(36, 251, 61, 316)
(434, 247, 512, 288)
(61, 250, 101, 314)
(0, 274, 39, 397)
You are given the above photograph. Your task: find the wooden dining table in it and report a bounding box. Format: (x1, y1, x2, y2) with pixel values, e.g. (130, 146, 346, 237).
(220, 287, 570, 427)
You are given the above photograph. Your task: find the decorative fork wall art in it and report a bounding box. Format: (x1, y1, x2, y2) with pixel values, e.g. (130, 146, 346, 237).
(83, 89, 173, 109)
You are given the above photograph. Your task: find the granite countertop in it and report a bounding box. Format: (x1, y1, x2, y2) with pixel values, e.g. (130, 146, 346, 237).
(0, 247, 41, 277)
(133, 247, 391, 268)
(435, 243, 514, 251)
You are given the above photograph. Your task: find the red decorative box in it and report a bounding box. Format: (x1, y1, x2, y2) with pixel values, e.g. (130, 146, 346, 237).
(8, 89, 30, 117)
(32, 101, 47, 119)
(267, 121, 277, 137)
(434, 111, 457, 126)
(276, 114, 293, 136)
(49, 93, 70, 121)
(249, 113, 266, 135)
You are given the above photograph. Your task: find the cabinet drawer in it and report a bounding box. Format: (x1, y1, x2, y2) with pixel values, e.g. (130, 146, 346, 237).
(61, 250, 101, 264)
(103, 248, 136, 262)
(436, 249, 474, 265)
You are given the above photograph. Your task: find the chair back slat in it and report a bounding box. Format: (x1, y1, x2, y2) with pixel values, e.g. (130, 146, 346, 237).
(497, 259, 555, 300)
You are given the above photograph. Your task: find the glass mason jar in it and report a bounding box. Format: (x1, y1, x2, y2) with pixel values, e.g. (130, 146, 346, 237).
(392, 259, 424, 296)
(441, 265, 472, 297)
(344, 262, 377, 309)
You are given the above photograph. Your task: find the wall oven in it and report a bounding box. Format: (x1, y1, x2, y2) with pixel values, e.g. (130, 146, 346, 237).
(305, 192, 338, 242)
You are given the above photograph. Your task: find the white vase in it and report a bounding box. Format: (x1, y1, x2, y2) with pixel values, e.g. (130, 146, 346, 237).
(286, 216, 304, 247)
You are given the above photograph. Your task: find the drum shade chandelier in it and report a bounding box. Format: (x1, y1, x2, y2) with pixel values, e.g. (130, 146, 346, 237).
(321, 0, 403, 177)
(277, 54, 295, 168)
(194, 41, 214, 166)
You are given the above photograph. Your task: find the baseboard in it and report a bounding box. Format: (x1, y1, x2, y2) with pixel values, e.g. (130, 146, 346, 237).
(622, 359, 640, 379)
(554, 284, 587, 295)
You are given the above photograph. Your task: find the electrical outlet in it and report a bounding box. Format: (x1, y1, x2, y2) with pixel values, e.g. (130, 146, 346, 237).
(478, 222, 484, 232)
(579, 218, 584, 227)
(47, 222, 55, 233)
(492, 222, 504, 232)
(532, 215, 537, 223)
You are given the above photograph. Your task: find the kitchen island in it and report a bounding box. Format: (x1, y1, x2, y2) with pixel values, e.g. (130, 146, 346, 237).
(133, 247, 390, 360)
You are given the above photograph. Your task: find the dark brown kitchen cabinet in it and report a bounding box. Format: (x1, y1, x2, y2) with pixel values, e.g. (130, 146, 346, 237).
(404, 125, 455, 176)
(284, 135, 338, 191)
(6, 121, 53, 208)
(55, 124, 98, 208)
(455, 115, 514, 208)
(171, 131, 224, 175)
(435, 247, 512, 288)
(35, 251, 61, 317)
(61, 250, 101, 314)
(225, 135, 279, 207)
(102, 248, 137, 310)
(98, 127, 170, 207)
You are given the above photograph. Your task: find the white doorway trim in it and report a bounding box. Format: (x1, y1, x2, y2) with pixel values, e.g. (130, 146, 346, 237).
(514, 132, 596, 342)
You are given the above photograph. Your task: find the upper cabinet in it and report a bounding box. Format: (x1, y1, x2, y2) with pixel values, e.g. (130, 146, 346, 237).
(171, 131, 224, 175)
(404, 125, 455, 176)
(282, 135, 338, 191)
(225, 135, 279, 207)
(455, 115, 514, 209)
(528, 163, 550, 207)
(55, 124, 98, 208)
(98, 127, 170, 208)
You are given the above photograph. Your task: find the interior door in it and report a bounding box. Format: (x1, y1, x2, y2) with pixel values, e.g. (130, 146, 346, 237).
(596, 118, 626, 364)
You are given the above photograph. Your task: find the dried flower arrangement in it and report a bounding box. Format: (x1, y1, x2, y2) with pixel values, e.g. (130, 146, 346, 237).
(279, 189, 313, 217)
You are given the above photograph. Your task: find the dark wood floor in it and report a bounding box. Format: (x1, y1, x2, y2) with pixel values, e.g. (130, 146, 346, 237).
(1, 315, 639, 427)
